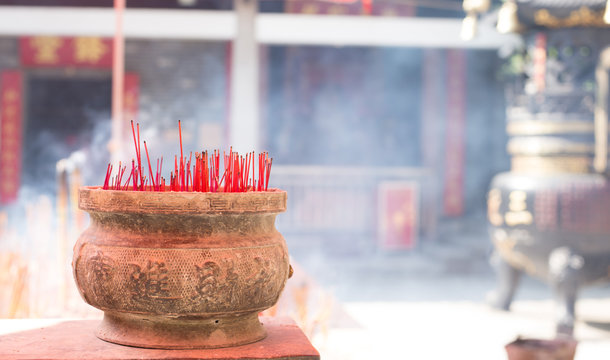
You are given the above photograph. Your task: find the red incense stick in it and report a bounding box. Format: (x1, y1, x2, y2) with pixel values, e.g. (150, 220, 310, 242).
(104, 121, 273, 193)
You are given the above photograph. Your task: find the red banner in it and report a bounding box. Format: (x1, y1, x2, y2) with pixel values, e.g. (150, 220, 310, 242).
(0, 71, 23, 204)
(286, 0, 414, 16)
(421, 49, 442, 169)
(121, 73, 140, 143)
(533, 33, 547, 92)
(20, 36, 113, 68)
(123, 73, 139, 123)
(443, 50, 466, 216)
(286, 1, 362, 15)
(378, 182, 419, 250)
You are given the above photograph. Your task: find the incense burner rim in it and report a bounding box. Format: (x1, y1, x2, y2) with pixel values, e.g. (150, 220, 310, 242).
(78, 186, 287, 215)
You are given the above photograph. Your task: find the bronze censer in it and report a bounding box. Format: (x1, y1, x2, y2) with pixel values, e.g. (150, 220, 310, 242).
(73, 187, 291, 349)
(487, 2, 610, 336)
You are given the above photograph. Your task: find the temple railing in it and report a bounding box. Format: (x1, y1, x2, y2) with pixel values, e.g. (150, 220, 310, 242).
(269, 166, 437, 247)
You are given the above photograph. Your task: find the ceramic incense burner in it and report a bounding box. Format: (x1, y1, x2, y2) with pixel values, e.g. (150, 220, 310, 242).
(73, 187, 291, 349)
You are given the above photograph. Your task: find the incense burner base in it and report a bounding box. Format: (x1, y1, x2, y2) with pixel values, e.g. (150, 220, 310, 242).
(97, 312, 266, 349)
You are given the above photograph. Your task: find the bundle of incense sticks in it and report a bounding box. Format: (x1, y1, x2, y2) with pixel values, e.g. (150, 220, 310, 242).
(102, 121, 272, 192)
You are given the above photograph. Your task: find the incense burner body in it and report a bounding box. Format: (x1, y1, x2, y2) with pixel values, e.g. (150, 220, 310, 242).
(488, 173, 610, 335)
(73, 187, 290, 349)
(487, 111, 610, 335)
(488, 172, 610, 278)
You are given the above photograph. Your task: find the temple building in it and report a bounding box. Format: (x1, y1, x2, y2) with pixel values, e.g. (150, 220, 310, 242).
(3, 1, 610, 358)
(0, 0, 514, 255)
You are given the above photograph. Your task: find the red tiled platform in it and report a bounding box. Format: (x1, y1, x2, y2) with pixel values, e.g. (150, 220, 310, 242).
(0, 316, 319, 360)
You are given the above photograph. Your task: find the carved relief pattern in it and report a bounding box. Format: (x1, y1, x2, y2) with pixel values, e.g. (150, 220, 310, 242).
(128, 260, 175, 303)
(76, 243, 288, 315)
(84, 251, 116, 306)
(243, 257, 277, 303)
(534, 189, 558, 231)
(194, 261, 222, 307)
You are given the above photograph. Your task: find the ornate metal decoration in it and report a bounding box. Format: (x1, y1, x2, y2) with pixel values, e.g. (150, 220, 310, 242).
(535, 7, 609, 28)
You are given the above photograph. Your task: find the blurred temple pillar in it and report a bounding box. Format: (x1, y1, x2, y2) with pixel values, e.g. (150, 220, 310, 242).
(420, 49, 444, 240)
(230, 0, 260, 153)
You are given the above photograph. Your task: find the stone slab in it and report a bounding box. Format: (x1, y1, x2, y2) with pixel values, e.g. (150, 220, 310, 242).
(0, 316, 319, 360)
